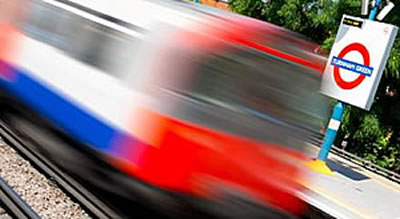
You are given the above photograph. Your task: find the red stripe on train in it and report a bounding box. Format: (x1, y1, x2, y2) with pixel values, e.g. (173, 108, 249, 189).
(112, 106, 308, 215)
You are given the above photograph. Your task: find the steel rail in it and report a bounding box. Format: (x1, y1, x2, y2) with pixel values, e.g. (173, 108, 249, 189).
(0, 176, 40, 219)
(0, 119, 120, 219)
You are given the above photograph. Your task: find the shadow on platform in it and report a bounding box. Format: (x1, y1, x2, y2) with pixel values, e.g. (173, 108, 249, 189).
(327, 160, 370, 181)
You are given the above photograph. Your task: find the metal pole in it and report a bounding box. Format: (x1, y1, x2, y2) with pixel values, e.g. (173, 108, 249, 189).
(369, 0, 382, 20)
(317, 102, 345, 161)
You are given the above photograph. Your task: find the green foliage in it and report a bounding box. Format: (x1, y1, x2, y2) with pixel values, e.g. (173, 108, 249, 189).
(228, 0, 285, 21)
(386, 38, 400, 79)
(229, 0, 400, 173)
(229, 0, 363, 43)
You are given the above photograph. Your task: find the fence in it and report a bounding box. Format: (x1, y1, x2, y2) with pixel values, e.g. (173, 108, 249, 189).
(307, 132, 400, 184)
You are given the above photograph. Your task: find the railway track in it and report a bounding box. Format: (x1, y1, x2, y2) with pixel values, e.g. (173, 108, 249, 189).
(0, 119, 119, 219)
(0, 175, 40, 219)
(0, 110, 338, 219)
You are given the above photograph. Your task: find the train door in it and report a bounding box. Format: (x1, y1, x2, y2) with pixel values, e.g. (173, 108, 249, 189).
(0, 0, 28, 80)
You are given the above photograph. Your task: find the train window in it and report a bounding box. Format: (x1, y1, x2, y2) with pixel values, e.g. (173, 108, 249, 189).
(60, 17, 137, 76)
(21, 0, 138, 76)
(145, 42, 326, 148)
(22, 1, 68, 49)
(187, 47, 322, 128)
(157, 44, 324, 134)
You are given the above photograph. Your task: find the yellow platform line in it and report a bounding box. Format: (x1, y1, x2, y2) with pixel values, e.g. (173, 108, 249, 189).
(298, 179, 376, 219)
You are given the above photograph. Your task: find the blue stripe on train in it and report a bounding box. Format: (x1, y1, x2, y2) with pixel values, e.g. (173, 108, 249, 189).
(0, 61, 137, 157)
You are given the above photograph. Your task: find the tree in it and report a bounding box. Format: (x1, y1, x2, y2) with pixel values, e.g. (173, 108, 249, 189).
(229, 0, 400, 172)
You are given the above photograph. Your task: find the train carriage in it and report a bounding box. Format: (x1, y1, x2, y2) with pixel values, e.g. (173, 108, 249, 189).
(0, 0, 328, 218)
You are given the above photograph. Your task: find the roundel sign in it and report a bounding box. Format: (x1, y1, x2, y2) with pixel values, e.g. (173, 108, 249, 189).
(333, 43, 370, 90)
(321, 15, 398, 110)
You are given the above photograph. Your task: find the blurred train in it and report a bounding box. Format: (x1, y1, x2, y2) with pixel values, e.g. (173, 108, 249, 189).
(0, 0, 329, 218)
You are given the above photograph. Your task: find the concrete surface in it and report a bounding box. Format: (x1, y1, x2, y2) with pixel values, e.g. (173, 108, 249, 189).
(301, 143, 400, 219)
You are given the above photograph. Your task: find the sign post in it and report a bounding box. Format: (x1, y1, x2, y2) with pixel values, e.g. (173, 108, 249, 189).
(369, 0, 382, 20)
(307, 1, 398, 175)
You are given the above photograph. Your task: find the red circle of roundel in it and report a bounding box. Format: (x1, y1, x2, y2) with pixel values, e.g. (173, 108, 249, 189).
(333, 43, 370, 90)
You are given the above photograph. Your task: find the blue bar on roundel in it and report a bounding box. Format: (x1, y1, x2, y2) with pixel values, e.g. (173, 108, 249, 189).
(331, 56, 373, 77)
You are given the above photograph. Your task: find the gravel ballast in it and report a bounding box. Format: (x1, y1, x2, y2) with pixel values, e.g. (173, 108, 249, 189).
(0, 136, 90, 219)
(0, 206, 12, 219)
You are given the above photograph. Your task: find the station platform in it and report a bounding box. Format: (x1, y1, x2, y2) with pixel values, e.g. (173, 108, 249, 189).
(300, 143, 400, 219)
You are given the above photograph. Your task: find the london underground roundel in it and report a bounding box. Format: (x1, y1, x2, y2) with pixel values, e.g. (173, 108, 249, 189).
(321, 15, 398, 110)
(332, 43, 371, 90)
